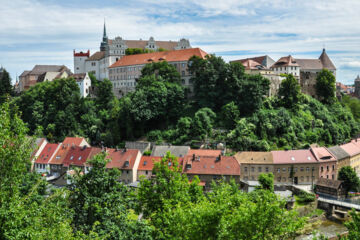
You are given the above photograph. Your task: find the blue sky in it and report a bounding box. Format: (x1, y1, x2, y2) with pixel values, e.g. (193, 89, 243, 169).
(1, 0, 360, 84)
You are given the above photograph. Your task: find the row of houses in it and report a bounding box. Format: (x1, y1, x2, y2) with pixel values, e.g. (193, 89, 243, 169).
(31, 136, 360, 189)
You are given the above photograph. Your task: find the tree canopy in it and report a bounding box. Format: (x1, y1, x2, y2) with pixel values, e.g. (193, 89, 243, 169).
(316, 69, 336, 104)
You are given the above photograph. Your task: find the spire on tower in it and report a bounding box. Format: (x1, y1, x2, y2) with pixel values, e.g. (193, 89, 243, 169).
(100, 19, 109, 52)
(103, 19, 107, 39)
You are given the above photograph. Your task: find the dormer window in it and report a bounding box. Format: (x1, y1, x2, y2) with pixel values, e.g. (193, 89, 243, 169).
(124, 161, 129, 167)
(143, 161, 147, 166)
(78, 156, 82, 161)
(70, 156, 74, 160)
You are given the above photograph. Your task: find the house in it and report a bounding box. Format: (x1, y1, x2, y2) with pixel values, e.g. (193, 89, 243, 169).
(70, 73, 91, 97)
(48, 137, 90, 177)
(106, 148, 142, 183)
(182, 154, 240, 190)
(271, 55, 300, 78)
(328, 145, 350, 178)
(234, 151, 274, 181)
(108, 48, 208, 97)
(340, 141, 360, 175)
(30, 138, 48, 171)
(151, 145, 190, 158)
(73, 22, 191, 81)
(62, 145, 94, 170)
(230, 56, 285, 96)
(272, 149, 319, 185)
(315, 178, 347, 198)
(311, 147, 337, 180)
(137, 156, 163, 181)
(19, 65, 72, 92)
(34, 143, 61, 175)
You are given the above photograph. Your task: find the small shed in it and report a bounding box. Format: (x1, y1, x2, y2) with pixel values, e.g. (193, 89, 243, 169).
(315, 178, 347, 198)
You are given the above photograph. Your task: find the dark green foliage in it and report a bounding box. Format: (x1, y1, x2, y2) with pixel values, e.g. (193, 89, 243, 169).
(338, 166, 360, 194)
(138, 61, 181, 87)
(316, 69, 336, 104)
(0, 68, 13, 103)
(69, 153, 153, 239)
(296, 190, 316, 203)
(278, 74, 301, 108)
(125, 48, 155, 55)
(343, 209, 360, 240)
(341, 94, 360, 121)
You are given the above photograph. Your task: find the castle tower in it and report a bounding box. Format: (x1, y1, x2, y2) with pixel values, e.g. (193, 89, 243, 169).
(355, 75, 360, 98)
(100, 21, 108, 52)
(73, 50, 90, 74)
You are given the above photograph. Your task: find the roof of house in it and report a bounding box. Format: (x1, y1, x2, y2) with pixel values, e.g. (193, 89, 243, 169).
(151, 145, 190, 158)
(271, 149, 318, 164)
(86, 51, 105, 61)
(327, 146, 350, 160)
(295, 59, 323, 70)
(70, 73, 87, 82)
(20, 70, 31, 77)
(62, 146, 93, 167)
(109, 48, 207, 68)
(316, 177, 343, 189)
(125, 141, 150, 153)
(124, 40, 179, 50)
(182, 155, 240, 176)
(188, 149, 222, 157)
(30, 137, 47, 158)
(234, 151, 273, 164)
(35, 143, 60, 164)
(138, 156, 163, 171)
(311, 147, 337, 162)
(63, 137, 88, 146)
(340, 142, 360, 157)
(319, 49, 336, 70)
(106, 148, 139, 169)
(271, 55, 299, 68)
(230, 55, 275, 69)
(29, 65, 71, 75)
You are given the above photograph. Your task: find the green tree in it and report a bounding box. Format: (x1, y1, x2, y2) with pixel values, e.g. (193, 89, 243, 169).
(258, 173, 274, 192)
(69, 153, 153, 239)
(342, 209, 360, 240)
(278, 74, 302, 108)
(0, 68, 13, 103)
(316, 69, 336, 104)
(192, 108, 216, 141)
(219, 101, 240, 129)
(138, 61, 181, 87)
(338, 166, 360, 194)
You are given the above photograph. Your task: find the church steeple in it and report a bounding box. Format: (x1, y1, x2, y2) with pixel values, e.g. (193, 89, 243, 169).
(100, 20, 108, 52)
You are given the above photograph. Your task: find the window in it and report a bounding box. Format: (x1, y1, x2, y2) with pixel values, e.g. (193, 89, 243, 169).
(265, 167, 269, 172)
(78, 156, 82, 161)
(181, 71, 185, 77)
(321, 166, 323, 172)
(332, 165, 335, 170)
(251, 167, 255, 172)
(332, 174, 334, 180)
(244, 167, 248, 172)
(306, 167, 310, 172)
(300, 167, 304, 172)
(146, 170, 149, 175)
(258, 167, 262, 172)
(70, 156, 74, 160)
(326, 175, 329, 179)
(294, 167, 298, 172)
(91, 62, 96, 66)
(277, 168, 280, 173)
(282, 168, 286, 172)
(182, 63, 186, 68)
(126, 170, 129, 174)
(277, 177, 281, 182)
(327, 166, 329, 171)
(300, 176, 304, 181)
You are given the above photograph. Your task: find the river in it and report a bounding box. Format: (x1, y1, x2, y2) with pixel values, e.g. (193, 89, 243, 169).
(296, 220, 347, 239)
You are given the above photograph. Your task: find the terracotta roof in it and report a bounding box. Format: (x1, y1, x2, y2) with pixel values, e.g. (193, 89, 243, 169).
(49, 144, 72, 165)
(106, 148, 140, 170)
(234, 151, 273, 164)
(182, 155, 240, 176)
(230, 55, 275, 69)
(109, 48, 207, 68)
(272, 149, 318, 164)
(30, 65, 70, 75)
(35, 143, 60, 164)
(319, 49, 336, 70)
(188, 149, 222, 157)
(86, 147, 102, 166)
(340, 142, 360, 157)
(311, 147, 336, 162)
(124, 40, 178, 50)
(328, 146, 350, 160)
(138, 156, 163, 171)
(62, 146, 93, 167)
(316, 178, 343, 189)
(63, 137, 88, 146)
(271, 55, 299, 68)
(86, 51, 105, 61)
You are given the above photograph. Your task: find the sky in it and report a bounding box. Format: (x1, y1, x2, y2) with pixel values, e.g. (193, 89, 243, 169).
(1, 0, 360, 85)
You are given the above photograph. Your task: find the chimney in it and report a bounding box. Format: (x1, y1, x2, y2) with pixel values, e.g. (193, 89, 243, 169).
(192, 154, 195, 161)
(71, 143, 75, 149)
(216, 154, 221, 162)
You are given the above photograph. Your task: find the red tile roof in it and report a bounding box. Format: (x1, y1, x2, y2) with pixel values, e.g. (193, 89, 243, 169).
(109, 48, 207, 68)
(340, 142, 360, 157)
(138, 156, 163, 171)
(188, 149, 222, 157)
(272, 149, 318, 164)
(62, 137, 88, 146)
(182, 155, 240, 176)
(62, 146, 93, 167)
(106, 149, 140, 170)
(35, 143, 60, 164)
(271, 55, 299, 68)
(311, 147, 336, 162)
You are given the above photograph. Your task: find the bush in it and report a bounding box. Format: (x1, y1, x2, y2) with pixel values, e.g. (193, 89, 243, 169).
(296, 190, 316, 203)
